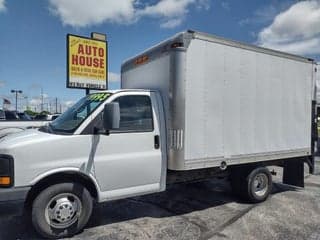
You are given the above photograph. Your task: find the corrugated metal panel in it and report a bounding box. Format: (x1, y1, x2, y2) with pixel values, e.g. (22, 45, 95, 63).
(170, 129, 184, 150)
(184, 38, 313, 164)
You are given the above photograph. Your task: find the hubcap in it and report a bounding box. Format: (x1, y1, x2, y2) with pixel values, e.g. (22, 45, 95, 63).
(45, 193, 82, 229)
(253, 173, 268, 197)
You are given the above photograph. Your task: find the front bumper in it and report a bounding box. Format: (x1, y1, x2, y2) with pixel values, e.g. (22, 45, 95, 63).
(0, 186, 30, 216)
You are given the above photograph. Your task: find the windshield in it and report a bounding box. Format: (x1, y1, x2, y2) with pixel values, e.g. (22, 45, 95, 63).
(48, 92, 112, 134)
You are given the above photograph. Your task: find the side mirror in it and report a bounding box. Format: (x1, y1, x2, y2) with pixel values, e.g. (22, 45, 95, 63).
(103, 102, 120, 131)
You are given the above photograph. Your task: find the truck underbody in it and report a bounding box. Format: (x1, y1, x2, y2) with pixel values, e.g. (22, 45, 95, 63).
(167, 156, 311, 188)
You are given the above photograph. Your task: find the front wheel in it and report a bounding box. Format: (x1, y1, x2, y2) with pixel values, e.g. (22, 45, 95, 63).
(31, 183, 93, 239)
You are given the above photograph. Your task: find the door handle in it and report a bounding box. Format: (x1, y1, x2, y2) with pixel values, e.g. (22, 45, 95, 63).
(154, 135, 160, 149)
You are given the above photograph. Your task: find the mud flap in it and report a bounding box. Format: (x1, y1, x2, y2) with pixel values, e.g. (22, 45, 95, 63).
(310, 100, 317, 174)
(282, 158, 304, 187)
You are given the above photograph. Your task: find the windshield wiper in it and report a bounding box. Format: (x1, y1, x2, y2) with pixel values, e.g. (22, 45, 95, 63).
(39, 123, 53, 134)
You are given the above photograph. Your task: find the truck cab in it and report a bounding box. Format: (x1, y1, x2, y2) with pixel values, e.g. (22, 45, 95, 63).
(0, 90, 167, 238)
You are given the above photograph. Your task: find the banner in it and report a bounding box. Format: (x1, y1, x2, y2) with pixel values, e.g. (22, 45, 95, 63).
(67, 34, 107, 90)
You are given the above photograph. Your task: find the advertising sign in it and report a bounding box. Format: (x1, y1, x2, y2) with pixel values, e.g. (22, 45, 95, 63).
(67, 34, 107, 90)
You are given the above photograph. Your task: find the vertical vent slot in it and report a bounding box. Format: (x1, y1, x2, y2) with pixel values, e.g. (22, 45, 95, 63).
(170, 129, 184, 150)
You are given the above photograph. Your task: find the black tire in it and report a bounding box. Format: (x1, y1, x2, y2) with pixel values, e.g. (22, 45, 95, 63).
(31, 183, 93, 239)
(231, 167, 272, 203)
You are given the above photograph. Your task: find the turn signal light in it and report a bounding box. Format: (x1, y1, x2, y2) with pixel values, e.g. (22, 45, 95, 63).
(0, 176, 11, 186)
(134, 55, 149, 65)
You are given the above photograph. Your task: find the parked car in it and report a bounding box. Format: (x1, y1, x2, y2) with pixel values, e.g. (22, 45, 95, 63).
(0, 110, 21, 121)
(34, 113, 60, 121)
(17, 112, 32, 121)
(0, 110, 5, 120)
(0, 111, 48, 138)
(0, 110, 34, 121)
(48, 114, 61, 120)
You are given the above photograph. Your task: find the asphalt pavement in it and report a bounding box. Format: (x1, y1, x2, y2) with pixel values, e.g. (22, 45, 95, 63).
(0, 159, 320, 240)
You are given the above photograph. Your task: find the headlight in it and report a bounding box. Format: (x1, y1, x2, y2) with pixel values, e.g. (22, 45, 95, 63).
(0, 155, 14, 187)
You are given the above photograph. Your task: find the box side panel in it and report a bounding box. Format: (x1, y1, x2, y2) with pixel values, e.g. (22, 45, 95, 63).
(184, 38, 313, 169)
(184, 39, 225, 161)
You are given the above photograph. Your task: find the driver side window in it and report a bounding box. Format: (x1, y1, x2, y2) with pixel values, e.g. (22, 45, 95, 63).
(81, 94, 154, 134)
(112, 95, 154, 132)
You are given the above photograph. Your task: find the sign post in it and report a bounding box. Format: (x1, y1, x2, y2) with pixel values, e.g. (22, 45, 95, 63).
(67, 33, 108, 95)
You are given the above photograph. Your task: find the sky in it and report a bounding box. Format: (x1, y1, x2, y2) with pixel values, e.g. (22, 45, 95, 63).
(1, 0, 320, 112)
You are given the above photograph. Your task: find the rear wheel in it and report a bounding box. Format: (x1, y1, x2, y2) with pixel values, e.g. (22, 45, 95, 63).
(31, 183, 93, 239)
(231, 166, 272, 203)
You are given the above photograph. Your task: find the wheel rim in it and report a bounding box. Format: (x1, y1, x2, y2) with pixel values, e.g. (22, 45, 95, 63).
(252, 173, 269, 197)
(45, 193, 82, 229)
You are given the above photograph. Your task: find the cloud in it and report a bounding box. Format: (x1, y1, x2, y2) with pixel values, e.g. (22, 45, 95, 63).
(29, 98, 42, 106)
(238, 18, 250, 27)
(221, 1, 230, 11)
(0, 0, 6, 12)
(238, 1, 293, 27)
(138, 0, 209, 29)
(253, 4, 283, 23)
(49, 0, 136, 27)
(63, 100, 75, 108)
(41, 93, 49, 99)
(28, 83, 42, 90)
(108, 72, 120, 83)
(29, 91, 49, 106)
(0, 80, 5, 88)
(160, 18, 182, 29)
(49, 0, 209, 28)
(257, 0, 320, 55)
(196, 0, 210, 10)
(138, 0, 193, 18)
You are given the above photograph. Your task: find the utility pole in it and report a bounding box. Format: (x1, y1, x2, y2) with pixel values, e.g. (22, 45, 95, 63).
(24, 96, 28, 111)
(11, 89, 23, 112)
(41, 88, 44, 112)
(55, 97, 58, 113)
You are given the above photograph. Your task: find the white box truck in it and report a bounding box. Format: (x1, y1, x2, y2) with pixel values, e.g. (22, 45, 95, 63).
(0, 30, 317, 238)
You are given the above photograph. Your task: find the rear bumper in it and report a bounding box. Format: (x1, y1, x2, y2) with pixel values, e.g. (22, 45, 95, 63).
(0, 187, 30, 216)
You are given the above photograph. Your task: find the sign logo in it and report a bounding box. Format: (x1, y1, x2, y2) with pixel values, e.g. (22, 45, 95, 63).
(67, 34, 107, 90)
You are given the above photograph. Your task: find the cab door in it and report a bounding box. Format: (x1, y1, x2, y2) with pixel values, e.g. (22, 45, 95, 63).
(93, 92, 165, 201)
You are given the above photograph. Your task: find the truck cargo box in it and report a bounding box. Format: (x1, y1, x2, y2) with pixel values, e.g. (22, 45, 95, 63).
(121, 30, 316, 171)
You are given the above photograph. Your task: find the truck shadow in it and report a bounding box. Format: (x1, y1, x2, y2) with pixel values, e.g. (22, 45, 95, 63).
(0, 179, 297, 240)
(87, 179, 296, 228)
